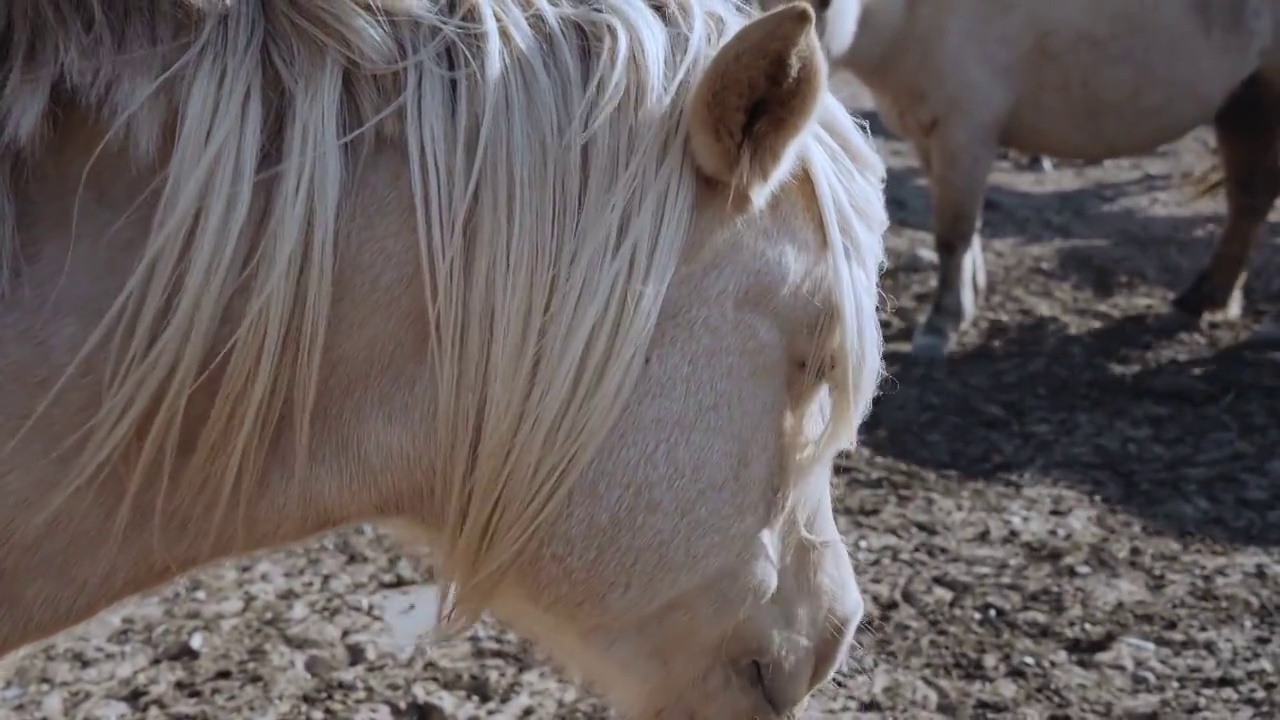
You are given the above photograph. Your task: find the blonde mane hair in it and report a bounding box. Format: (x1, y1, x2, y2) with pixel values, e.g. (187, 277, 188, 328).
(0, 0, 885, 622)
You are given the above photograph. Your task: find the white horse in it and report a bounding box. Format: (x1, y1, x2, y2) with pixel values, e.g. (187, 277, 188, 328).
(0, 0, 889, 716)
(768, 0, 1280, 356)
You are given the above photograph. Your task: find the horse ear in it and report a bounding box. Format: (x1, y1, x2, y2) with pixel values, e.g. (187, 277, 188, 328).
(688, 3, 826, 200)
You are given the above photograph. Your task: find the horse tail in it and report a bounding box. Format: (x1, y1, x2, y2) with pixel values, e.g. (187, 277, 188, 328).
(1186, 70, 1280, 202)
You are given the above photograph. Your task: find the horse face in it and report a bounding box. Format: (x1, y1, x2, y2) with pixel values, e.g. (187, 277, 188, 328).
(492, 187, 865, 720)
(485, 6, 881, 717)
(526, 201, 863, 719)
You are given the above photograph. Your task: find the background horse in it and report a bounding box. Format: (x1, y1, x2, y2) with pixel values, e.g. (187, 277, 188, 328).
(764, 0, 1280, 356)
(0, 0, 889, 716)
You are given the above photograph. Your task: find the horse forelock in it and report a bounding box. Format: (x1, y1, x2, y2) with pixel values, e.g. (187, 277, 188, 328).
(2, 0, 885, 627)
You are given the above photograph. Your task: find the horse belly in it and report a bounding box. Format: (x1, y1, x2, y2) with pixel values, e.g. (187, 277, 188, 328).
(1001, 85, 1235, 161)
(998, 2, 1267, 160)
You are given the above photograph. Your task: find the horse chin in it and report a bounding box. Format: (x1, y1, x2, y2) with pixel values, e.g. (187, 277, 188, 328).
(621, 665, 788, 720)
(514, 624, 788, 720)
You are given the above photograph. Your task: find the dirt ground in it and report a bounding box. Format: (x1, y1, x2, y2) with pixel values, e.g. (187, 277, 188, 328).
(2, 75, 1279, 719)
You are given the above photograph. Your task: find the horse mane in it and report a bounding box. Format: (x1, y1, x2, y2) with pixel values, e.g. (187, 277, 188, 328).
(0, 0, 886, 622)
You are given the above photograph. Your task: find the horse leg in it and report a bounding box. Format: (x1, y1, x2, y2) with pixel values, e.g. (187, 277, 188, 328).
(910, 130, 995, 357)
(1029, 154, 1055, 173)
(1172, 74, 1280, 321)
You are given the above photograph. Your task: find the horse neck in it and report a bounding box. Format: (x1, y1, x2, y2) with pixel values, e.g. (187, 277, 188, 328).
(0, 112, 357, 656)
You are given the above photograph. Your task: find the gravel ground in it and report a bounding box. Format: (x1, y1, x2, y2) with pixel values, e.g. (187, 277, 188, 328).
(2, 75, 1278, 719)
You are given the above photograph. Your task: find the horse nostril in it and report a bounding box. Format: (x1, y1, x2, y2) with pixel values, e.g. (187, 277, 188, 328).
(748, 658, 766, 689)
(745, 659, 781, 713)
(746, 657, 803, 715)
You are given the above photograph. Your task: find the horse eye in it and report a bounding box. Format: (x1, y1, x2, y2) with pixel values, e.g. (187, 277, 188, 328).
(797, 356, 836, 380)
(796, 358, 824, 378)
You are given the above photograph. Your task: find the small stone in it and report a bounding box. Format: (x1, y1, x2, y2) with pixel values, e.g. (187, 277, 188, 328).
(211, 597, 247, 617)
(303, 654, 339, 678)
(351, 704, 394, 720)
(345, 642, 373, 666)
(1116, 695, 1162, 715)
(40, 690, 66, 719)
(990, 677, 1019, 701)
(1094, 644, 1135, 673)
(905, 679, 939, 711)
(1120, 637, 1157, 656)
(161, 631, 204, 661)
(81, 699, 133, 720)
(397, 700, 450, 720)
(286, 602, 311, 622)
(110, 652, 152, 681)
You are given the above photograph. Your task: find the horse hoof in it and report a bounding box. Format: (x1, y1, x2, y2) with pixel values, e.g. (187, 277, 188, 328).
(909, 329, 952, 358)
(1169, 292, 1207, 320)
(1027, 155, 1055, 172)
(1171, 277, 1244, 321)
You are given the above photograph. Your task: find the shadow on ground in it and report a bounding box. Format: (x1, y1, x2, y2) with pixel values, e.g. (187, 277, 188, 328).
(861, 313, 1280, 548)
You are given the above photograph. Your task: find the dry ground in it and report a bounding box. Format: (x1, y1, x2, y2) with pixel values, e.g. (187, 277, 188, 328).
(2, 75, 1278, 719)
